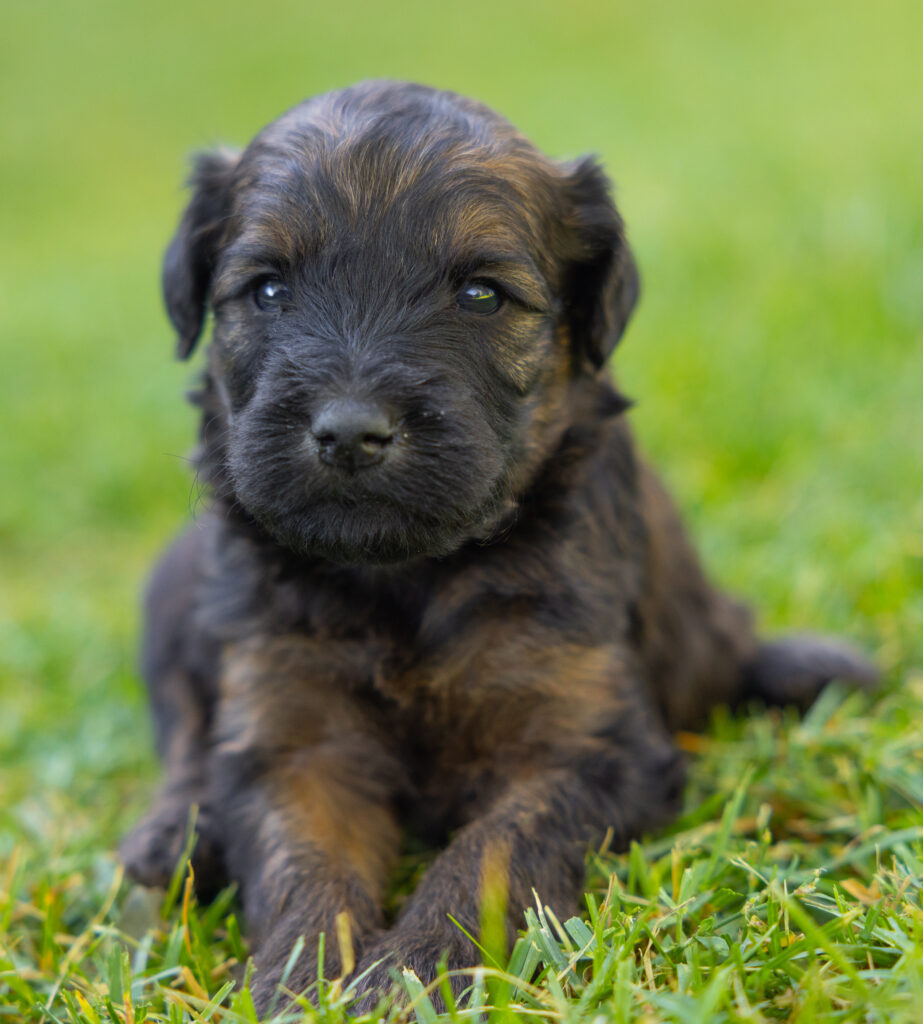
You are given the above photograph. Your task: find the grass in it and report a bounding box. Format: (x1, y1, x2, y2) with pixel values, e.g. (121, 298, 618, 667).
(0, 0, 920, 1020)
(3, 686, 922, 1022)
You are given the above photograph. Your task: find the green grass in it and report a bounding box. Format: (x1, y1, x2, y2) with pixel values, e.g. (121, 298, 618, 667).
(1, 0, 920, 1020)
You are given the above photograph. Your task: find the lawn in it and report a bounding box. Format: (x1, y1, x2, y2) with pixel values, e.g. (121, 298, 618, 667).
(0, 0, 921, 1021)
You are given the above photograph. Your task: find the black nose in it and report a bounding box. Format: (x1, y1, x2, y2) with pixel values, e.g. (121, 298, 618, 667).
(311, 398, 395, 470)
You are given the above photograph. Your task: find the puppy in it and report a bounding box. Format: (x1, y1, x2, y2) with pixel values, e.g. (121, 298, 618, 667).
(122, 81, 876, 1009)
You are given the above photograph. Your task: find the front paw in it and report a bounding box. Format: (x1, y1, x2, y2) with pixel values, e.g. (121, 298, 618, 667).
(249, 920, 361, 1014)
(249, 936, 319, 1014)
(351, 929, 476, 1013)
(121, 798, 225, 897)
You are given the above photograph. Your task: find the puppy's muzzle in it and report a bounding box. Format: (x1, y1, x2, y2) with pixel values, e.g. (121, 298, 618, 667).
(310, 398, 395, 471)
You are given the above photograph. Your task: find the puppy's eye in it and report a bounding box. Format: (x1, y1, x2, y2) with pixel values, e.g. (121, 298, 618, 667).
(253, 278, 291, 312)
(456, 281, 503, 315)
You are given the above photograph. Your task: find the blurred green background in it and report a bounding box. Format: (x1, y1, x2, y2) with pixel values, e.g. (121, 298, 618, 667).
(0, 0, 920, 841)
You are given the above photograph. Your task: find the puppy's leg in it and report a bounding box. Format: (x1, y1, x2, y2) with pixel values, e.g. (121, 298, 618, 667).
(354, 644, 682, 1007)
(636, 465, 877, 728)
(122, 526, 226, 895)
(213, 636, 404, 1012)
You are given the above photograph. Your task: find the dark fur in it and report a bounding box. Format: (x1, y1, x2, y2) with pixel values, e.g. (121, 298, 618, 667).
(122, 81, 877, 1011)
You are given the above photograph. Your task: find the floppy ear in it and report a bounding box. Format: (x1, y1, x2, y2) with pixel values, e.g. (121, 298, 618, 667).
(559, 156, 640, 372)
(163, 149, 239, 359)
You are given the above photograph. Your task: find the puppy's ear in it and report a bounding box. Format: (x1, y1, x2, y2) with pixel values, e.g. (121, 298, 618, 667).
(163, 149, 239, 359)
(559, 156, 640, 372)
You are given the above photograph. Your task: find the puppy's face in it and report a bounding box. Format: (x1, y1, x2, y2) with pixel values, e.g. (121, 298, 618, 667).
(164, 82, 639, 564)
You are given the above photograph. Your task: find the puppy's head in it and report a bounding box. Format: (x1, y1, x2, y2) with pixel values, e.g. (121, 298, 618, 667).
(164, 81, 639, 564)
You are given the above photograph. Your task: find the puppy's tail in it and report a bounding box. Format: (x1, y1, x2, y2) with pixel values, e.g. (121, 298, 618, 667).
(739, 633, 879, 712)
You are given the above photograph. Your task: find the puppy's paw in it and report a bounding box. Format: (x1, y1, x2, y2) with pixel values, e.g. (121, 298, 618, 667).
(249, 964, 312, 1018)
(248, 920, 356, 1014)
(742, 633, 879, 712)
(351, 930, 474, 1014)
(121, 799, 225, 897)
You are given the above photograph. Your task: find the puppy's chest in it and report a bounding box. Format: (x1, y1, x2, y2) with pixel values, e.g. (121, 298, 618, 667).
(242, 567, 542, 725)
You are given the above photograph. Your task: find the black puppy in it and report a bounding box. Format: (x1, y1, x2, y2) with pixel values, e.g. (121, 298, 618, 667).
(122, 81, 876, 1010)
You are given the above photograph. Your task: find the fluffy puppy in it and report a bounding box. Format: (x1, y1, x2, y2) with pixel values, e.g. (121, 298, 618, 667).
(122, 81, 876, 1010)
